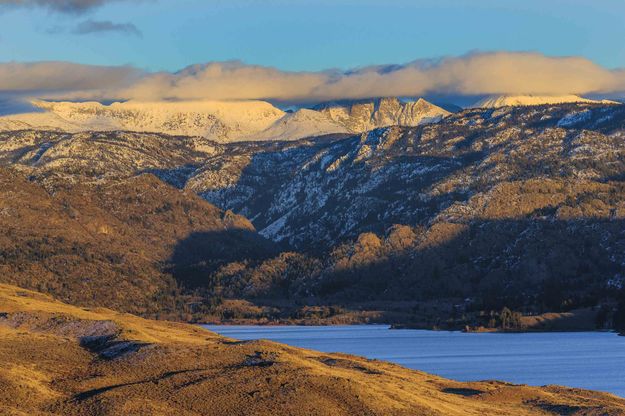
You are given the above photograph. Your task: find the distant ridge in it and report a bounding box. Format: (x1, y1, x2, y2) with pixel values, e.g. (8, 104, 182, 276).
(472, 94, 620, 108)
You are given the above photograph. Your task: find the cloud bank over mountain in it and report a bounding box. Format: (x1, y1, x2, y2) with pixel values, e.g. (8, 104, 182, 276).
(2, 52, 625, 110)
(0, 61, 143, 93)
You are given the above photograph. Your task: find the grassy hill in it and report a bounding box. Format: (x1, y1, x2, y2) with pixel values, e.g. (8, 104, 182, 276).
(2, 283, 624, 416)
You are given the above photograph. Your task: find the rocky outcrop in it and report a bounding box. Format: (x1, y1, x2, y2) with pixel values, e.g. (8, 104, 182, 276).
(316, 97, 450, 132)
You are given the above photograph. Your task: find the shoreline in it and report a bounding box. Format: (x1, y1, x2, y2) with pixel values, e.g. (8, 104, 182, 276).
(193, 305, 617, 333)
(199, 320, 623, 335)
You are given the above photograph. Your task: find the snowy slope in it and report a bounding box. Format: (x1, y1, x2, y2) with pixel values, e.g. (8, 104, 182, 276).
(243, 109, 350, 141)
(0, 100, 286, 142)
(473, 95, 619, 108)
(0, 111, 85, 132)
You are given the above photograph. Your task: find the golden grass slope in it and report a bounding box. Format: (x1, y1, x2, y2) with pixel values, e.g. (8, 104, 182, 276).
(1, 284, 625, 415)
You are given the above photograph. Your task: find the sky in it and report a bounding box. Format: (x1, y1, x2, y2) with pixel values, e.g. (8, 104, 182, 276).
(1, 0, 625, 108)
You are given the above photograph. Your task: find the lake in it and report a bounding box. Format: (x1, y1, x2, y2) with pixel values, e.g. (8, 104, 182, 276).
(203, 324, 625, 398)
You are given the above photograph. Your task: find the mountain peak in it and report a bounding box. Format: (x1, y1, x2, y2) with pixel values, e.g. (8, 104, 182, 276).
(316, 97, 450, 132)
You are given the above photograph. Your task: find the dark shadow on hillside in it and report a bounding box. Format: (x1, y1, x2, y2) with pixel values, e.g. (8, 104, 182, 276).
(168, 229, 278, 289)
(207, 216, 625, 327)
(144, 164, 200, 189)
(321, 218, 623, 309)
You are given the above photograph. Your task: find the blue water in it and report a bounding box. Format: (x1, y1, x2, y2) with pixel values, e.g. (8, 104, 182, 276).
(203, 324, 625, 398)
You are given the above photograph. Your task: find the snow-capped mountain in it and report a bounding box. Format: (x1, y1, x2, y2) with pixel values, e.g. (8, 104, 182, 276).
(0, 97, 450, 142)
(473, 94, 619, 108)
(316, 97, 450, 132)
(27, 100, 286, 141)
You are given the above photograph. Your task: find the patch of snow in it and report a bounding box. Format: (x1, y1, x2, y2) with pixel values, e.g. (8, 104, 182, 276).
(557, 110, 592, 127)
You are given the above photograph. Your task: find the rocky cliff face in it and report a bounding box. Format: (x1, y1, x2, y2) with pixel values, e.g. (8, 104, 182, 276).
(316, 97, 450, 132)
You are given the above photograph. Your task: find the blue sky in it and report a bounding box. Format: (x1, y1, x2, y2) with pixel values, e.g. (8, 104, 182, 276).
(1, 0, 625, 109)
(1, 0, 624, 72)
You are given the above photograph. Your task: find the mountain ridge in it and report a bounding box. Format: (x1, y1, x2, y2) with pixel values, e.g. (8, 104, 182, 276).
(473, 94, 620, 108)
(0, 97, 450, 142)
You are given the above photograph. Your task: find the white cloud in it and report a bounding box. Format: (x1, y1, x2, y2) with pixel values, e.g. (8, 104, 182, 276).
(2, 52, 625, 109)
(307, 52, 625, 99)
(120, 62, 329, 101)
(0, 61, 143, 92)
